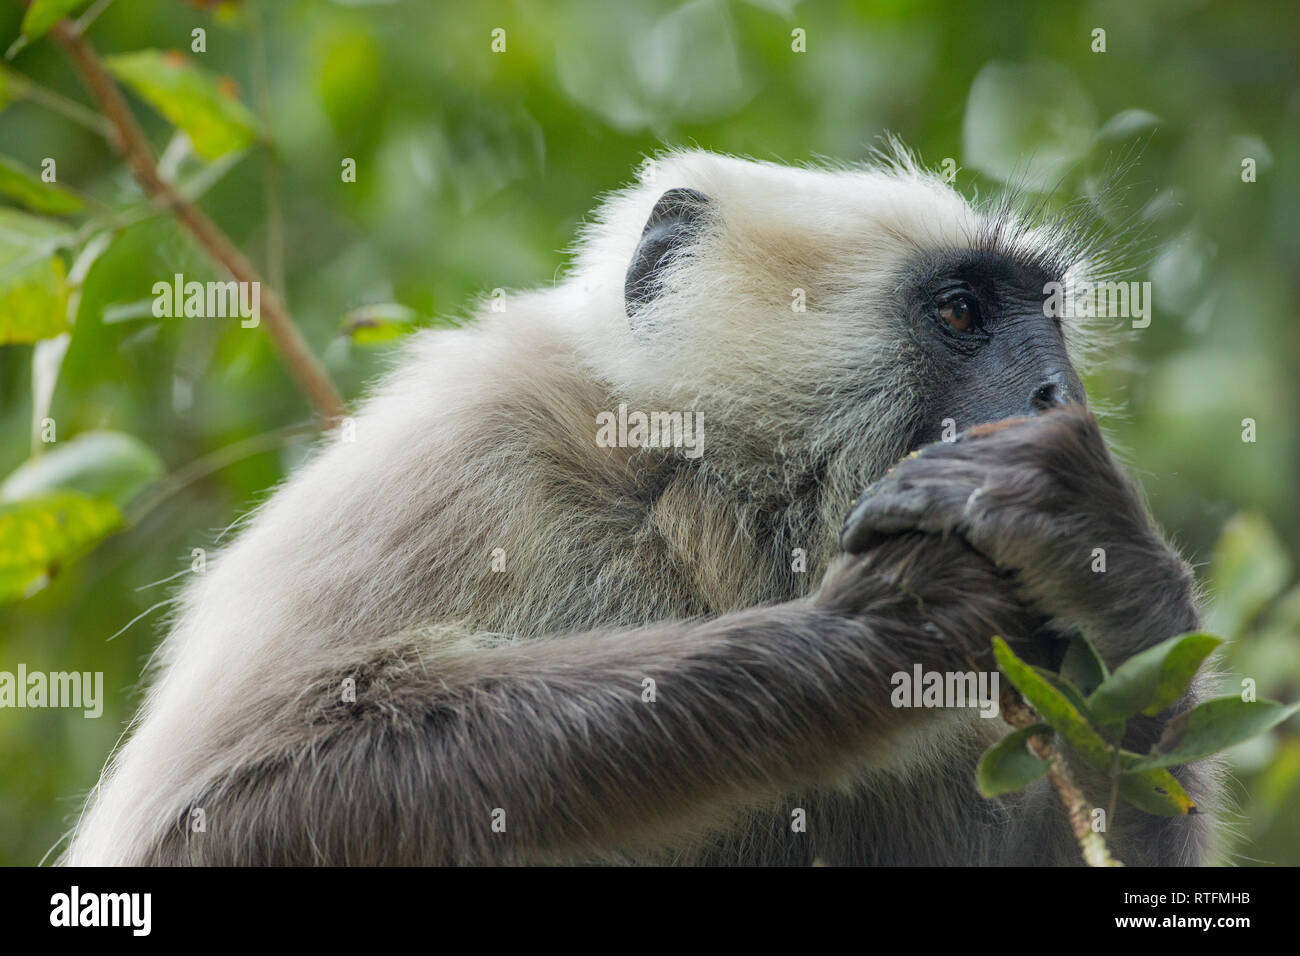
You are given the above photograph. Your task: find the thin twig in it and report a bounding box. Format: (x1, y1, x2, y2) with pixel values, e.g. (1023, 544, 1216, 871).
(52, 21, 345, 426)
(1106, 739, 1123, 837)
(124, 421, 319, 526)
(1001, 687, 1124, 867)
(73, 0, 116, 34)
(8, 72, 113, 136)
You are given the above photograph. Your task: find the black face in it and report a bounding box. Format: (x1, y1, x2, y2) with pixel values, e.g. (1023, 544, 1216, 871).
(902, 248, 1086, 447)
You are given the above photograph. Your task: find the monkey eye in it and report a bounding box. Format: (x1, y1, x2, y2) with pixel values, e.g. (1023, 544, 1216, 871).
(937, 294, 980, 333)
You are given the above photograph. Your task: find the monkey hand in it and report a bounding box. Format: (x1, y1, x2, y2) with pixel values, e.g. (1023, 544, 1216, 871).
(816, 531, 1051, 668)
(838, 405, 1200, 661)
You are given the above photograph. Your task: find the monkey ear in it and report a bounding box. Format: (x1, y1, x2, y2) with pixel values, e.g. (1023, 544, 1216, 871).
(624, 187, 711, 328)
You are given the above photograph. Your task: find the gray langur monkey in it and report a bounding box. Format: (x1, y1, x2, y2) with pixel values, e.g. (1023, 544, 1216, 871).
(65, 146, 1220, 866)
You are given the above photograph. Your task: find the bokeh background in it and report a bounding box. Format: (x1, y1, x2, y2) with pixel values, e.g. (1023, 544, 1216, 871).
(0, 0, 1297, 865)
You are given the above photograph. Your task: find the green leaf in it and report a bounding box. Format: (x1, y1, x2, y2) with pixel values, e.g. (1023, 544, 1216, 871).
(993, 637, 1112, 768)
(0, 226, 69, 345)
(0, 156, 83, 214)
(992, 640, 1197, 816)
(1208, 512, 1292, 640)
(1058, 632, 1109, 697)
(1226, 586, 1300, 702)
(19, 0, 91, 42)
(0, 258, 67, 343)
(0, 206, 75, 245)
(977, 724, 1052, 797)
(106, 50, 257, 161)
(1125, 698, 1300, 772)
(1115, 762, 1198, 817)
(1088, 633, 1222, 723)
(341, 303, 418, 345)
(0, 491, 121, 604)
(1262, 585, 1300, 637)
(1, 431, 165, 508)
(0, 208, 72, 344)
(1033, 665, 1093, 716)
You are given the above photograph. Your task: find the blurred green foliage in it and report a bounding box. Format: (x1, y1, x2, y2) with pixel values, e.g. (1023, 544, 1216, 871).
(0, 0, 1297, 865)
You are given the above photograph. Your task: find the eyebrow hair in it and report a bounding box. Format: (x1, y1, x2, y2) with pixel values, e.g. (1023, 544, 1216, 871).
(899, 246, 1061, 300)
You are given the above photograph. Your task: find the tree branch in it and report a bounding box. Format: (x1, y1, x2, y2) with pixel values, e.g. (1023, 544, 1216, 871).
(1001, 686, 1124, 867)
(52, 20, 345, 426)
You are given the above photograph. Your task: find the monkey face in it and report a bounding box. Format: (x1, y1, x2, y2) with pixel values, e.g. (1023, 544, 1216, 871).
(898, 246, 1087, 449)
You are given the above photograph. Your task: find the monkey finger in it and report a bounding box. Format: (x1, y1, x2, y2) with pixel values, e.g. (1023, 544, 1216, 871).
(840, 482, 961, 554)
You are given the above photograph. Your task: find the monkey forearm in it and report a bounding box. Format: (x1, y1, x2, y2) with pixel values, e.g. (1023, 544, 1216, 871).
(144, 550, 1037, 864)
(144, 613, 925, 864)
(1027, 521, 1202, 664)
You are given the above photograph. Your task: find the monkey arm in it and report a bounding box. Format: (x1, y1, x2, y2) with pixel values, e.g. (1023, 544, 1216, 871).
(133, 534, 1041, 865)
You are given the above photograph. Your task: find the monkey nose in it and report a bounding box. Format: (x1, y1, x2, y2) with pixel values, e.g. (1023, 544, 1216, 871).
(1027, 371, 1079, 413)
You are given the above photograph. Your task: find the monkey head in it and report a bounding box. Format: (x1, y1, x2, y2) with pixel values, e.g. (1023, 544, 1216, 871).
(567, 146, 1110, 492)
